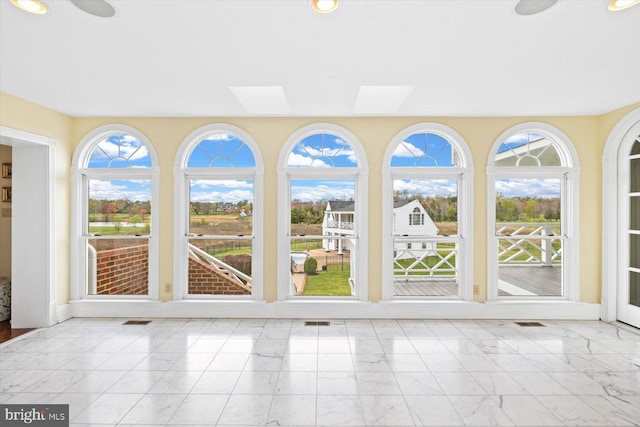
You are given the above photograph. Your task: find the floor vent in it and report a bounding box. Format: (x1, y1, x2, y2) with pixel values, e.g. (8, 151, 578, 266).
(123, 320, 151, 325)
(304, 321, 330, 326)
(515, 321, 545, 327)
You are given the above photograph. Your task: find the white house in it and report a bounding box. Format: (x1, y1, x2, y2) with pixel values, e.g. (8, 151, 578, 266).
(321, 199, 439, 258)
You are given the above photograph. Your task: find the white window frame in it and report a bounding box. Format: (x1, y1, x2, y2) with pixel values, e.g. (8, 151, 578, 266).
(71, 124, 160, 300)
(382, 123, 474, 301)
(277, 123, 368, 301)
(602, 107, 640, 321)
(174, 124, 264, 300)
(487, 122, 580, 301)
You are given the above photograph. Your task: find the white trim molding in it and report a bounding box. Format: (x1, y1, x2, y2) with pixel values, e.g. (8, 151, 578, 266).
(487, 122, 580, 302)
(602, 107, 640, 322)
(277, 123, 369, 301)
(0, 126, 57, 328)
(71, 124, 160, 302)
(173, 124, 264, 301)
(65, 299, 599, 320)
(381, 123, 474, 301)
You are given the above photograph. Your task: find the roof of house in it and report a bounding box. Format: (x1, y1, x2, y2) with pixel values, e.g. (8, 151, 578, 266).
(393, 199, 420, 209)
(327, 200, 355, 212)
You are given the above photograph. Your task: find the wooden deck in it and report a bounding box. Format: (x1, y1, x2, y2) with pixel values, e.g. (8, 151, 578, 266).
(393, 266, 562, 297)
(498, 265, 562, 296)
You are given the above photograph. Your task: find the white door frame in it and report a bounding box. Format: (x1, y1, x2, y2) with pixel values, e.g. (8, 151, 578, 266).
(602, 107, 640, 322)
(0, 126, 57, 328)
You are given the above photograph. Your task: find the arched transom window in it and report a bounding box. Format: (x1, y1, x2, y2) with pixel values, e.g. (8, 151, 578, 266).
(72, 126, 159, 300)
(488, 124, 579, 300)
(278, 124, 368, 300)
(383, 124, 473, 300)
(175, 125, 263, 300)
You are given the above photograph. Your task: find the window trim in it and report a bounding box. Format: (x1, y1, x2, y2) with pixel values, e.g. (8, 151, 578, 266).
(486, 122, 580, 301)
(71, 124, 160, 301)
(382, 123, 474, 301)
(277, 123, 369, 301)
(173, 124, 264, 300)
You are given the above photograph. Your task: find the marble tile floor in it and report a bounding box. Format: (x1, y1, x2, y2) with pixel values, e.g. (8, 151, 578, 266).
(0, 318, 639, 426)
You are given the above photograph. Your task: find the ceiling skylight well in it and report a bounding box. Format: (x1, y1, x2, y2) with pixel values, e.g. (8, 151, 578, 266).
(229, 86, 291, 115)
(354, 86, 415, 114)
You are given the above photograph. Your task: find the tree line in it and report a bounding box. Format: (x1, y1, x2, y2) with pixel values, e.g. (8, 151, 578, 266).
(89, 199, 150, 222)
(496, 194, 560, 222)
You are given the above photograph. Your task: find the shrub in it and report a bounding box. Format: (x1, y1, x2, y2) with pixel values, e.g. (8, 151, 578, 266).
(304, 257, 318, 275)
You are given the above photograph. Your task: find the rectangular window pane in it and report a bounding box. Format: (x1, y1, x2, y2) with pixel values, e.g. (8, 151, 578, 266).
(88, 179, 151, 236)
(495, 178, 562, 297)
(630, 271, 640, 308)
(188, 238, 252, 295)
(631, 234, 640, 270)
(87, 238, 148, 295)
(392, 179, 458, 296)
(631, 196, 640, 231)
(290, 179, 355, 237)
(393, 237, 458, 297)
(631, 158, 640, 193)
(289, 238, 354, 296)
(189, 180, 253, 236)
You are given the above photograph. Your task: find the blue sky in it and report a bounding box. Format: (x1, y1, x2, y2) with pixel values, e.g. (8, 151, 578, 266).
(391, 133, 457, 167)
(288, 133, 357, 168)
(88, 134, 151, 168)
(497, 132, 544, 154)
(187, 134, 256, 168)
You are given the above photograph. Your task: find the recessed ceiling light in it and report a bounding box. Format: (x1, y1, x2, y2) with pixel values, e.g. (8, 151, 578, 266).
(69, 0, 116, 18)
(10, 0, 47, 14)
(608, 0, 640, 11)
(514, 0, 558, 16)
(311, 0, 339, 14)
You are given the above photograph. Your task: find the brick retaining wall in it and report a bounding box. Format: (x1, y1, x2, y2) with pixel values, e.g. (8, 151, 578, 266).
(188, 255, 250, 295)
(96, 244, 148, 295)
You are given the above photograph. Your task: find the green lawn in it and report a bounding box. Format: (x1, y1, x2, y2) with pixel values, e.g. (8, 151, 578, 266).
(302, 269, 352, 296)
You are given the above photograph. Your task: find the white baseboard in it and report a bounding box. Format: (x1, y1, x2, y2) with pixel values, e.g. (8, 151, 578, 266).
(56, 304, 72, 323)
(65, 299, 600, 320)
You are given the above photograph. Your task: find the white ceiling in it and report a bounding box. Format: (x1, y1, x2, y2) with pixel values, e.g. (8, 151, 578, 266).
(1, 0, 639, 117)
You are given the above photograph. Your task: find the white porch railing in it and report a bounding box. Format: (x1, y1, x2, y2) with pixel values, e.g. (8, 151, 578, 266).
(325, 220, 354, 230)
(496, 222, 562, 266)
(188, 243, 252, 291)
(393, 236, 458, 279)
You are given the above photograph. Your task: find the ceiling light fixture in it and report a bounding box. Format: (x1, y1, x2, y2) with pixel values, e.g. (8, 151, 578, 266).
(69, 0, 116, 18)
(311, 0, 339, 14)
(608, 0, 640, 10)
(514, 0, 558, 16)
(10, 0, 47, 14)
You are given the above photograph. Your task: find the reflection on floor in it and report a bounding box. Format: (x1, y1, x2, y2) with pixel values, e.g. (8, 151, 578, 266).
(0, 320, 33, 345)
(1, 318, 639, 426)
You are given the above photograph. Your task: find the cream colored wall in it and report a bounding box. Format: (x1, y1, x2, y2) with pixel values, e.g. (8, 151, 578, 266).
(0, 144, 11, 280)
(73, 113, 625, 304)
(0, 92, 73, 305)
(1, 89, 636, 307)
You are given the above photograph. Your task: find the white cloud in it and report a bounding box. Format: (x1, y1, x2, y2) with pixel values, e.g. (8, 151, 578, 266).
(393, 141, 426, 158)
(190, 189, 253, 203)
(495, 179, 560, 198)
(191, 180, 253, 190)
(89, 180, 151, 201)
(93, 135, 149, 162)
(202, 133, 233, 141)
(287, 152, 331, 168)
(393, 179, 457, 197)
(291, 183, 354, 202)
